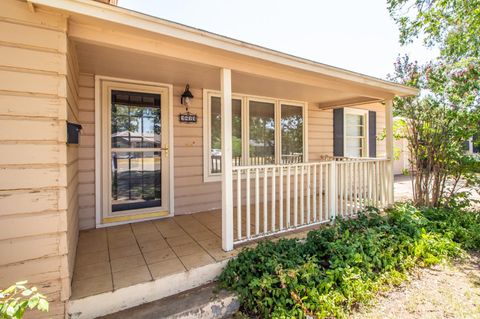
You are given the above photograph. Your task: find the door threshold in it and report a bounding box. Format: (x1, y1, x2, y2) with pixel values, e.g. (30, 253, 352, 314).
(101, 210, 170, 225)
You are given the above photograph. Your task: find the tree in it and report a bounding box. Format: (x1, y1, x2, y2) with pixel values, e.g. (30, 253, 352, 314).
(388, 55, 480, 207)
(387, 0, 480, 62)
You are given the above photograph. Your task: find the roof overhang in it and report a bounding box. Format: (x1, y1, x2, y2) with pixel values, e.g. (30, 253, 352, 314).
(29, 0, 419, 98)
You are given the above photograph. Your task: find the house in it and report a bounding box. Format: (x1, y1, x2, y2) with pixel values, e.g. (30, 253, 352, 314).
(0, 0, 418, 318)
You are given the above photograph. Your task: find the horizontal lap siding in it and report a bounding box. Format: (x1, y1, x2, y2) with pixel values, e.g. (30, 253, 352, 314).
(308, 105, 333, 158)
(66, 39, 80, 295)
(173, 86, 221, 214)
(77, 74, 95, 230)
(0, 1, 71, 317)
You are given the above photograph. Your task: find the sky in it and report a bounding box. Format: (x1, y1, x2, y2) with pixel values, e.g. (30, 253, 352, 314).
(118, 0, 438, 80)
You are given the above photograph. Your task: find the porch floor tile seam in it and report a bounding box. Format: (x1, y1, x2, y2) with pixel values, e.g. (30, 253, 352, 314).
(165, 217, 213, 269)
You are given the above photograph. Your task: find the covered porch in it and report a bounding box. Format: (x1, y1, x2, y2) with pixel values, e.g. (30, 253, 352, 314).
(63, 8, 413, 317)
(69, 157, 392, 307)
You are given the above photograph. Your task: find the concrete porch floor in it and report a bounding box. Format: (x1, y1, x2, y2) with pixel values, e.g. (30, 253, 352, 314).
(72, 210, 231, 299)
(72, 209, 315, 300)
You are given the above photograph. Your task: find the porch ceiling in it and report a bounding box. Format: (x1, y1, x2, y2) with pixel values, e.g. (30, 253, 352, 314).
(75, 42, 379, 105)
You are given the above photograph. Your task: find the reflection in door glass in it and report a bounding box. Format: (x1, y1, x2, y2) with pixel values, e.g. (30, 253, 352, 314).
(110, 90, 162, 212)
(111, 151, 161, 212)
(111, 91, 161, 148)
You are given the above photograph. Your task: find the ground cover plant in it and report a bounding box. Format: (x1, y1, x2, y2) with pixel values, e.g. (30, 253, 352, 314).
(219, 203, 480, 318)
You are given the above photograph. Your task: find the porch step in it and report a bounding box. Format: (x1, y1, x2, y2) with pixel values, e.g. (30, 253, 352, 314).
(98, 283, 239, 319)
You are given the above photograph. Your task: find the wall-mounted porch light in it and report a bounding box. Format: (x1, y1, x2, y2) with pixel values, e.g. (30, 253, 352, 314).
(180, 84, 194, 111)
(179, 84, 197, 123)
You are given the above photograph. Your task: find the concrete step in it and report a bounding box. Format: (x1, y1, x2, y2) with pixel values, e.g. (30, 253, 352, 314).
(98, 283, 239, 319)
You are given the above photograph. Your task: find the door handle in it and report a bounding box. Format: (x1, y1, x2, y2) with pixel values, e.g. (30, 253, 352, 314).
(160, 145, 169, 156)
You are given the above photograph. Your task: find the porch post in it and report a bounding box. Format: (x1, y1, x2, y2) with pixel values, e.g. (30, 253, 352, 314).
(385, 98, 395, 205)
(221, 68, 234, 251)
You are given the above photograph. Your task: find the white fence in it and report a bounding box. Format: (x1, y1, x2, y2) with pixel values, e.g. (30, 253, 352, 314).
(231, 158, 390, 244)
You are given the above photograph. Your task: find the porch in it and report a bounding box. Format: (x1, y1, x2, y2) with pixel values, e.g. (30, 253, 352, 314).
(70, 157, 391, 305)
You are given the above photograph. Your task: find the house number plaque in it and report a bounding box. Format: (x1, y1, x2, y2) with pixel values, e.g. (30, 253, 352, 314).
(179, 112, 197, 123)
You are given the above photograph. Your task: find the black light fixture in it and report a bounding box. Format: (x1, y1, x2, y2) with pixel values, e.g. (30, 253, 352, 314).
(180, 84, 194, 110)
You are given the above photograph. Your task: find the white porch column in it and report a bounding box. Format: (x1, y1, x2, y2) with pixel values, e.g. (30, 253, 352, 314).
(385, 98, 395, 204)
(221, 68, 234, 251)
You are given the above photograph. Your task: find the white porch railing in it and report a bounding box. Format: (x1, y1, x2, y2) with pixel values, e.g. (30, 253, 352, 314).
(231, 158, 391, 244)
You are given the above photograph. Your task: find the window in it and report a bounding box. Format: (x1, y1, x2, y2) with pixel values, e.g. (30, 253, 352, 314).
(281, 104, 304, 163)
(344, 109, 368, 157)
(249, 100, 275, 165)
(210, 97, 242, 173)
(204, 90, 307, 180)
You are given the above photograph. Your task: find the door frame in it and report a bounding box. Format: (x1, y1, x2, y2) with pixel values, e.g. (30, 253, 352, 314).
(94, 75, 174, 227)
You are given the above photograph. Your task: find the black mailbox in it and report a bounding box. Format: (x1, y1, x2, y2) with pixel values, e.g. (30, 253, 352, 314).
(67, 122, 82, 144)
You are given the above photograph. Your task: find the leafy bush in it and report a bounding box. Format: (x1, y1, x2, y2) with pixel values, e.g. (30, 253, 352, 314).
(0, 281, 48, 319)
(219, 204, 480, 318)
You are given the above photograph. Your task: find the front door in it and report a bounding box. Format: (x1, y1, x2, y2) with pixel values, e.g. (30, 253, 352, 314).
(101, 80, 170, 224)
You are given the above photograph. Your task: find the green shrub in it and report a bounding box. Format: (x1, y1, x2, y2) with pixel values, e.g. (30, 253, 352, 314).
(0, 281, 48, 319)
(219, 204, 479, 318)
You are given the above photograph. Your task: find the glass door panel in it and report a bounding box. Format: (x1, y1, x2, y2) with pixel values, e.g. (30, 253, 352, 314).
(110, 90, 165, 215)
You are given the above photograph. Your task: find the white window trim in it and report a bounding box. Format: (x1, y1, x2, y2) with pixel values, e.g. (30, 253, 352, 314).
(343, 107, 369, 158)
(95, 75, 175, 228)
(203, 89, 308, 182)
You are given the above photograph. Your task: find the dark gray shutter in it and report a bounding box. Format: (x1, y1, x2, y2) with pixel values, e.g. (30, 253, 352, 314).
(473, 134, 479, 153)
(368, 111, 376, 158)
(333, 108, 344, 157)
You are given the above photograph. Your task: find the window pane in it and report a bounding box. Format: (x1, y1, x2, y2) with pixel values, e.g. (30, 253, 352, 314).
(345, 147, 362, 157)
(249, 100, 275, 165)
(346, 125, 364, 137)
(281, 104, 303, 163)
(346, 113, 363, 126)
(210, 96, 242, 173)
(111, 151, 161, 212)
(346, 137, 364, 148)
(111, 90, 161, 148)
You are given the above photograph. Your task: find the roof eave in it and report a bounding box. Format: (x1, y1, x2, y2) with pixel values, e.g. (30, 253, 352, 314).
(31, 0, 419, 97)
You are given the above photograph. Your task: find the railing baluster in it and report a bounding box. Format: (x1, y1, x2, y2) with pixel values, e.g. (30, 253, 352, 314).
(279, 166, 284, 230)
(319, 163, 323, 221)
(294, 165, 298, 226)
(381, 161, 387, 207)
(300, 165, 305, 224)
(337, 162, 345, 216)
(349, 162, 353, 216)
(271, 167, 276, 232)
(286, 166, 291, 228)
(374, 161, 379, 207)
(263, 167, 268, 233)
(307, 165, 311, 223)
(352, 162, 360, 214)
(246, 168, 251, 239)
(236, 169, 241, 240)
(255, 168, 260, 235)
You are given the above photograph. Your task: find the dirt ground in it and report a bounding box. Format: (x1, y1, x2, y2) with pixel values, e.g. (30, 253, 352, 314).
(350, 176, 480, 319)
(351, 253, 480, 319)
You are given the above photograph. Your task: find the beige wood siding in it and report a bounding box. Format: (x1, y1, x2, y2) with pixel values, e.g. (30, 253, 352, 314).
(66, 39, 80, 289)
(0, 1, 73, 318)
(77, 74, 95, 230)
(173, 86, 222, 214)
